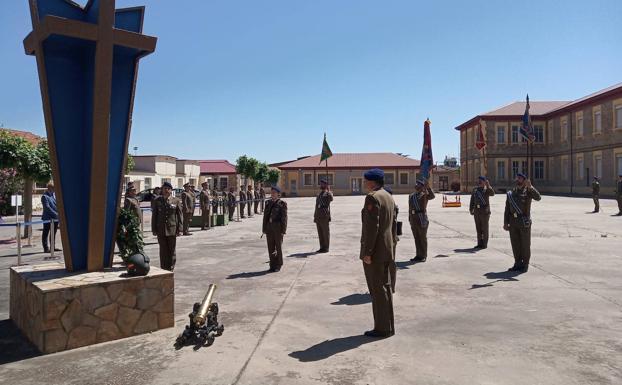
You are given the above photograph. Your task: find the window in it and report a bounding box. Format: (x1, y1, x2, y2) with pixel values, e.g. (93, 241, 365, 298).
(534, 160, 544, 180)
(561, 120, 568, 141)
(189, 178, 196, 186)
(617, 155, 622, 177)
(497, 161, 506, 180)
(533, 125, 544, 143)
(144, 177, 152, 190)
(616, 106, 622, 128)
(594, 156, 602, 178)
(399, 173, 409, 185)
(512, 161, 520, 178)
(577, 117, 584, 137)
(161, 178, 171, 184)
(594, 111, 602, 133)
(384, 173, 395, 185)
(511, 126, 520, 143)
(317, 174, 334, 186)
(521, 161, 528, 175)
(219, 177, 228, 190)
(177, 178, 183, 188)
(497, 126, 505, 144)
(577, 157, 584, 180)
(303, 173, 313, 186)
(561, 158, 569, 180)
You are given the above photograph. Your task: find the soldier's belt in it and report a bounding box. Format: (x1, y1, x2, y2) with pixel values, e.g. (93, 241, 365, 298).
(411, 210, 424, 214)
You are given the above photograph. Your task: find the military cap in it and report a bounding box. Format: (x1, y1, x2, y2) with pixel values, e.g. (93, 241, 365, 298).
(416, 179, 426, 186)
(363, 168, 384, 181)
(384, 186, 393, 195)
(478, 176, 487, 181)
(319, 178, 328, 184)
(183, 182, 190, 187)
(593, 176, 599, 180)
(201, 181, 208, 186)
(162, 181, 173, 189)
(517, 172, 527, 179)
(271, 185, 281, 193)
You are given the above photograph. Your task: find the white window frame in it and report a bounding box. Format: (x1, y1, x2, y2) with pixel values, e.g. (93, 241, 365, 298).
(303, 173, 314, 186)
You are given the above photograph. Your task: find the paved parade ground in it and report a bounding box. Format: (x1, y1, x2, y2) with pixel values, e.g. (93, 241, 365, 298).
(0, 194, 621, 385)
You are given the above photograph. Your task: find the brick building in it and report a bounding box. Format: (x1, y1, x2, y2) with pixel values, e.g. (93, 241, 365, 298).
(456, 83, 622, 196)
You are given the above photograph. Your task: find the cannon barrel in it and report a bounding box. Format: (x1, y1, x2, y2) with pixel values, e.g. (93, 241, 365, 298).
(194, 284, 217, 325)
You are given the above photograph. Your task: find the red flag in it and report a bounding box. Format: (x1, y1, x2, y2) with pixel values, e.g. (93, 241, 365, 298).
(475, 119, 486, 151)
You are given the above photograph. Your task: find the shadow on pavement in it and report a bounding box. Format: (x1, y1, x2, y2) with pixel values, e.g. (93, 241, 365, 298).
(226, 270, 271, 279)
(286, 252, 317, 259)
(289, 335, 376, 362)
(453, 248, 478, 253)
(434, 254, 450, 258)
(330, 293, 371, 306)
(395, 260, 415, 269)
(0, 319, 41, 365)
(469, 270, 520, 290)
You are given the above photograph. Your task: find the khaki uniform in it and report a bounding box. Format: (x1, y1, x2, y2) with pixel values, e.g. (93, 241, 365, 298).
(390, 204, 399, 293)
(247, 188, 254, 217)
(314, 189, 333, 251)
(123, 196, 142, 223)
(360, 188, 395, 335)
(591, 181, 600, 212)
(616, 180, 622, 214)
(259, 188, 266, 212)
(181, 190, 194, 235)
(199, 189, 211, 229)
(254, 188, 261, 214)
(408, 187, 435, 259)
(504, 185, 541, 269)
(152, 195, 183, 271)
(469, 185, 495, 247)
(227, 191, 237, 220)
(263, 198, 288, 270)
(239, 190, 247, 218)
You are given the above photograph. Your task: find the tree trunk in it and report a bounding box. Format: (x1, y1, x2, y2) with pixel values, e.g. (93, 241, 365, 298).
(23, 178, 33, 239)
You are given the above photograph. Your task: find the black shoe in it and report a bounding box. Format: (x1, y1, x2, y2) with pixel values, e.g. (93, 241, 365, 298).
(508, 264, 520, 272)
(316, 249, 328, 253)
(411, 256, 427, 263)
(273, 266, 281, 272)
(54, 248, 62, 251)
(519, 264, 529, 273)
(43, 248, 50, 253)
(364, 329, 392, 338)
(479, 245, 487, 249)
(474, 244, 482, 249)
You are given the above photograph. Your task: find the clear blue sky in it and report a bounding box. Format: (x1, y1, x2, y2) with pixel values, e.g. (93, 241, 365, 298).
(1, 0, 621, 165)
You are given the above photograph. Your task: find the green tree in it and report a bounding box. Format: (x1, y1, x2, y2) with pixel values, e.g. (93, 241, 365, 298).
(254, 162, 269, 186)
(0, 131, 52, 236)
(126, 153, 135, 174)
(236, 155, 260, 187)
(266, 169, 280, 185)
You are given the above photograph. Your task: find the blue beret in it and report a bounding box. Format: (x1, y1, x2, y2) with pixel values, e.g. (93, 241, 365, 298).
(271, 185, 281, 193)
(517, 173, 527, 179)
(363, 168, 384, 181)
(478, 176, 487, 181)
(384, 186, 393, 195)
(416, 179, 426, 186)
(162, 182, 173, 189)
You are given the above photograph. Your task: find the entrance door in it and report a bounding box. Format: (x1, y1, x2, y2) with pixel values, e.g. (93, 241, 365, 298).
(351, 178, 362, 194)
(290, 180, 297, 195)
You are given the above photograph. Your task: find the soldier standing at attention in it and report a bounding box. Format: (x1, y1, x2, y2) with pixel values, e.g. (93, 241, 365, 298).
(360, 168, 395, 338)
(503, 173, 541, 273)
(239, 186, 247, 219)
(616, 174, 622, 215)
(591, 177, 600, 213)
(247, 185, 254, 217)
(199, 181, 211, 230)
(314, 178, 333, 253)
(181, 183, 194, 236)
(469, 176, 495, 249)
(227, 187, 237, 221)
(254, 186, 261, 214)
(152, 182, 183, 271)
(409, 179, 435, 262)
(259, 186, 266, 212)
(124, 185, 142, 223)
(263, 186, 288, 272)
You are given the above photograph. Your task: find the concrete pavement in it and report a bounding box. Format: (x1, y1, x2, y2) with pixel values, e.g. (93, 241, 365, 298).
(0, 193, 621, 385)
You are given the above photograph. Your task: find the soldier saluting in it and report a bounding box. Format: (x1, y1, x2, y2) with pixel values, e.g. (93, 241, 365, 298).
(314, 178, 333, 253)
(262, 186, 288, 272)
(409, 178, 435, 263)
(503, 173, 541, 273)
(469, 176, 495, 249)
(152, 182, 183, 271)
(360, 168, 395, 338)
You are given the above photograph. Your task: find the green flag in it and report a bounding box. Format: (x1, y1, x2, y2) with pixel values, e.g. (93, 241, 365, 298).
(320, 133, 333, 164)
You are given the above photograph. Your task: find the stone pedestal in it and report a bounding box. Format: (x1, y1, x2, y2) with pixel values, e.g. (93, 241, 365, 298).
(10, 263, 174, 354)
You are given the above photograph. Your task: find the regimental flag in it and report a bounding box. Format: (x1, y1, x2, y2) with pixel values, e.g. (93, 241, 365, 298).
(320, 133, 333, 164)
(475, 118, 486, 150)
(420, 118, 434, 179)
(520, 94, 535, 142)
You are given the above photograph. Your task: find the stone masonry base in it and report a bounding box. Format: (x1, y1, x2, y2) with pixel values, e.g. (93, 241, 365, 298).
(10, 263, 174, 354)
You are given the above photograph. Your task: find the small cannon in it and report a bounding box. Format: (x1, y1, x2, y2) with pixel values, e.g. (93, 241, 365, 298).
(175, 284, 224, 348)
